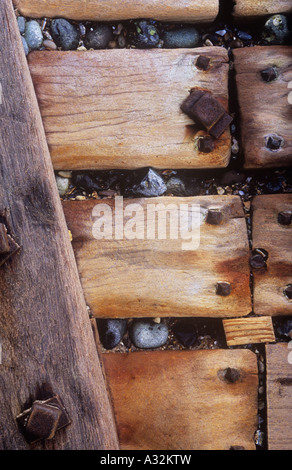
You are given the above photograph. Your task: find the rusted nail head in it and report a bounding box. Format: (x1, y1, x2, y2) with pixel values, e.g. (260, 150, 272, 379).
(26, 402, 62, 440)
(196, 55, 211, 71)
(278, 211, 292, 226)
(260, 66, 278, 83)
(206, 209, 223, 225)
(198, 136, 215, 153)
(250, 248, 268, 269)
(216, 282, 231, 297)
(265, 134, 283, 151)
(223, 367, 241, 383)
(284, 284, 292, 300)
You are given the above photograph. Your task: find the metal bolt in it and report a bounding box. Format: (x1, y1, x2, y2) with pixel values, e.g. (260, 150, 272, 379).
(17, 395, 71, 444)
(284, 284, 292, 301)
(198, 136, 215, 153)
(250, 248, 268, 269)
(206, 209, 223, 225)
(278, 211, 292, 226)
(216, 282, 231, 296)
(260, 66, 278, 82)
(265, 134, 283, 151)
(223, 367, 241, 383)
(195, 55, 211, 71)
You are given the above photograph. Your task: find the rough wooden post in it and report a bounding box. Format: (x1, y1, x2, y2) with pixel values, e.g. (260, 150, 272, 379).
(0, 0, 119, 450)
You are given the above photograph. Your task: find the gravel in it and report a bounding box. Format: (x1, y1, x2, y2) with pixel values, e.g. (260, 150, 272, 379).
(84, 23, 114, 49)
(50, 18, 80, 50)
(162, 26, 200, 48)
(24, 20, 43, 50)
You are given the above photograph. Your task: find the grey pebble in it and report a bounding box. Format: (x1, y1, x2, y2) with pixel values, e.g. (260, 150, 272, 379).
(43, 39, 57, 50)
(262, 14, 291, 44)
(84, 23, 113, 49)
(163, 27, 200, 48)
(25, 20, 43, 50)
(21, 36, 29, 56)
(130, 320, 169, 349)
(51, 18, 80, 50)
(130, 168, 167, 197)
(17, 16, 26, 35)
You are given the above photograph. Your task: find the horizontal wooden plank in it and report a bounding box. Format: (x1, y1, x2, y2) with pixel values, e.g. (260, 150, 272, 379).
(252, 194, 292, 316)
(223, 316, 276, 346)
(234, 46, 292, 168)
(266, 343, 292, 450)
(63, 195, 252, 318)
(233, 0, 292, 18)
(13, 0, 219, 23)
(103, 349, 258, 450)
(28, 48, 231, 170)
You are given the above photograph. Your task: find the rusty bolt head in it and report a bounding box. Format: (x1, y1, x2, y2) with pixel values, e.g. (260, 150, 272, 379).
(260, 66, 278, 82)
(278, 211, 292, 226)
(216, 282, 231, 296)
(206, 208, 223, 225)
(223, 367, 241, 383)
(250, 248, 269, 269)
(209, 112, 233, 139)
(284, 284, 292, 301)
(265, 134, 283, 151)
(198, 136, 215, 153)
(17, 395, 71, 444)
(196, 55, 211, 71)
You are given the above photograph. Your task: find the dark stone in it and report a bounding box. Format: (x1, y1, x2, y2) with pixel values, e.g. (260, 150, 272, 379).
(220, 170, 245, 186)
(273, 317, 292, 341)
(97, 319, 127, 349)
(166, 176, 186, 196)
(84, 23, 114, 49)
(172, 319, 198, 347)
(163, 26, 200, 48)
(129, 168, 167, 197)
(129, 20, 160, 48)
(51, 19, 80, 50)
(262, 14, 291, 45)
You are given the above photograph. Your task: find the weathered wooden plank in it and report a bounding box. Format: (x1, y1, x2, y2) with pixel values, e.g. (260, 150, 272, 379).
(63, 195, 252, 318)
(266, 343, 292, 450)
(13, 0, 219, 23)
(223, 316, 276, 346)
(233, 0, 292, 18)
(252, 194, 292, 317)
(0, 0, 118, 450)
(28, 48, 231, 170)
(103, 349, 258, 450)
(234, 46, 292, 168)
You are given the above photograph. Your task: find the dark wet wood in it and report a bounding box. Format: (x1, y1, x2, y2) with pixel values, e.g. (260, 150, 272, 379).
(252, 195, 292, 317)
(266, 343, 292, 450)
(234, 46, 292, 168)
(28, 47, 231, 170)
(103, 349, 259, 450)
(63, 195, 252, 318)
(13, 0, 219, 23)
(0, 0, 118, 450)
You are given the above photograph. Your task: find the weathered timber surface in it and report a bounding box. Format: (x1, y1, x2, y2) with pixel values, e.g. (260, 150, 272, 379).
(234, 46, 292, 168)
(0, 0, 118, 450)
(223, 316, 276, 346)
(62, 195, 252, 318)
(266, 343, 292, 450)
(103, 349, 258, 450)
(28, 48, 231, 170)
(233, 0, 292, 18)
(13, 0, 219, 23)
(252, 195, 292, 317)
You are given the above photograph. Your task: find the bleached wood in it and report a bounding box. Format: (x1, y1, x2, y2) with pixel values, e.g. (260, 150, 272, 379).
(233, 0, 292, 18)
(223, 316, 275, 346)
(28, 48, 231, 170)
(13, 0, 219, 23)
(252, 195, 292, 316)
(63, 195, 252, 318)
(234, 46, 292, 168)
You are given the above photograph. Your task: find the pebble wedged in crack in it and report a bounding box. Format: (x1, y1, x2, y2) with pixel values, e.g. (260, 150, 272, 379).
(130, 319, 169, 349)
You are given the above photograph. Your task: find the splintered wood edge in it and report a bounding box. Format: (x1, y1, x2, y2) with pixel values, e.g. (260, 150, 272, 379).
(223, 316, 276, 346)
(13, 0, 219, 22)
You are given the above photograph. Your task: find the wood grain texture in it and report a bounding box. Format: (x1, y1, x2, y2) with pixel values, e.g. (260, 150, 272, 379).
(233, 0, 292, 18)
(252, 195, 292, 317)
(266, 343, 292, 450)
(28, 48, 231, 170)
(103, 349, 258, 450)
(223, 316, 276, 346)
(234, 46, 292, 168)
(13, 0, 219, 23)
(0, 0, 118, 450)
(62, 195, 252, 318)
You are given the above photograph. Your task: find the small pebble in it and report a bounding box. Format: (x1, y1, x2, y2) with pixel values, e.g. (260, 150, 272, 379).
(129, 20, 160, 48)
(130, 168, 167, 197)
(43, 39, 57, 50)
(130, 319, 169, 349)
(166, 176, 186, 196)
(56, 175, 69, 196)
(162, 26, 200, 48)
(17, 16, 26, 35)
(97, 319, 127, 350)
(84, 23, 114, 49)
(262, 14, 291, 44)
(172, 319, 198, 348)
(51, 18, 80, 50)
(25, 20, 43, 50)
(21, 36, 29, 56)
